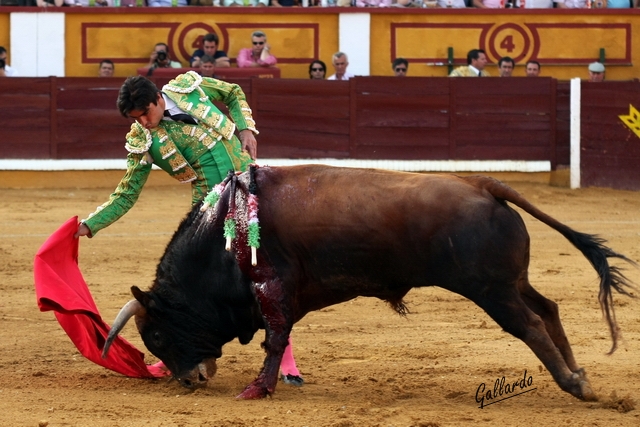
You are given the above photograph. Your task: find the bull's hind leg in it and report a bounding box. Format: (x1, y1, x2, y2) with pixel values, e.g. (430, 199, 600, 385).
(475, 288, 597, 401)
(518, 279, 581, 373)
(518, 280, 595, 395)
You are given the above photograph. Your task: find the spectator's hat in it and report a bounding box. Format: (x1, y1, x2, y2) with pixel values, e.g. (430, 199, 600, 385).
(588, 62, 605, 73)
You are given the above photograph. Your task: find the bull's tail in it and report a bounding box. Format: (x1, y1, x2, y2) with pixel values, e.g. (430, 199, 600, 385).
(466, 175, 638, 354)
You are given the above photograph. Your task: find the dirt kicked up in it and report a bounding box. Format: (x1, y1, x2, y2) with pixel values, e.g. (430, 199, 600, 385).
(1, 179, 639, 427)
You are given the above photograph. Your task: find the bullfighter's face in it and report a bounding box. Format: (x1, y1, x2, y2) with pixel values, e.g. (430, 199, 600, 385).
(128, 92, 165, 130)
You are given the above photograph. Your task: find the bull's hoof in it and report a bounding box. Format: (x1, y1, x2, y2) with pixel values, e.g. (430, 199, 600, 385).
(281, 374, 304, 387)
(569, 371, 598, 402)
(578, 380, 598, 402)
(236, 384, 271, 399)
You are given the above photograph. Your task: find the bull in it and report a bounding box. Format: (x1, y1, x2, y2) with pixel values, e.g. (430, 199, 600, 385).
(103, 165, 636, 401)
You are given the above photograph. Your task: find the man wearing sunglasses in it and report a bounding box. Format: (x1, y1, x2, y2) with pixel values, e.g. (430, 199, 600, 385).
(392, 58, 408, 77)
(237, 30, 277, 68)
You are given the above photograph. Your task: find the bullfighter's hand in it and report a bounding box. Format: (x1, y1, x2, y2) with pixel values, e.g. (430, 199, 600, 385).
(239, 129, 258, 160)
(74, 222, 92, 239)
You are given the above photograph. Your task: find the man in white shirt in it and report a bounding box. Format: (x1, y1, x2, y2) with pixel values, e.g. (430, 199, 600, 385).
(516, 0, 555, 6)
(328, 52, 355, 81)
(436, 0, 467, 6)
(0, 46, 18, 77)
(449, 49, 490, 77)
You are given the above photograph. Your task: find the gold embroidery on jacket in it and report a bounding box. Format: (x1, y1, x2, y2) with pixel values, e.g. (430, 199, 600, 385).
(169, 156, 188, 172)
(219, 120, 235, 140)
(193, 104, 209, 119)
(173, 169, 197, 183)
(159, 144, 177, 160)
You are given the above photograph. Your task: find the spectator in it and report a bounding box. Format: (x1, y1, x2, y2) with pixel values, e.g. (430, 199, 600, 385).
(473, 0, 509, 7)
(588, 62, 605, 82)
(555, 0, 587, 7)
(199, 55, 217, 78)
(99, 60, 115, 77)
(392, 58, 408, 77)
(449, 49, 490, 77)
(328, 52, 354, 81)
(65, 0, 111, 6)
(436, 0, 467, 7)
(146, 43, 182, 75)
(355, 0, 391, 6)
(190, 33, 230, 68)
(607, 0, 633, 7)
(526, 60, 541, 77)
(0, 47, 17, 77)
(498, 56, 515, 77)
(272, 0, 299, 5)
(36, 0, 64, 5)
(224, 0, 267, 5)
(149, 0, 187, 5)
(237, 31, 277, 68)
(515, 0, 554, 7)
(309, 60, 326, 79)
(0, 59, 6, 78)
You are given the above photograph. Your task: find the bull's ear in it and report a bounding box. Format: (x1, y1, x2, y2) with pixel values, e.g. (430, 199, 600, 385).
(131, 286, 152, 308)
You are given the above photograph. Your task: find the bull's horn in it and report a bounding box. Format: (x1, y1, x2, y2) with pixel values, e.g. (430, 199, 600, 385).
(102, 299, 146, 359)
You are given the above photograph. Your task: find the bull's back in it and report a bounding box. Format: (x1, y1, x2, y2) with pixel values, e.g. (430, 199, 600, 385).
(254, 166, 528, 307)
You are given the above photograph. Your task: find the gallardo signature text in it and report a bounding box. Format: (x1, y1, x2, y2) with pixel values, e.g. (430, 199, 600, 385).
(475, 370, 536, 409)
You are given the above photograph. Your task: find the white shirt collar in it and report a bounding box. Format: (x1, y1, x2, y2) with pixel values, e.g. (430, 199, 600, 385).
(161, 93, 197, 122)
(469, 65, 481, 76)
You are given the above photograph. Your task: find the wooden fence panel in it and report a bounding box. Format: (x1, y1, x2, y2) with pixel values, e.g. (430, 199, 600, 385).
(0, 77, 580, 174)
(0, 78, 52, 158)
(254, 79, 351, 158)
(57, 78, 122, 110)
(555, 82, 571, 166)
(581, 81, 640, 190)
(55, 78, 132, 159)
(451, 78, 556, 161)
(353, 77, 451, 159)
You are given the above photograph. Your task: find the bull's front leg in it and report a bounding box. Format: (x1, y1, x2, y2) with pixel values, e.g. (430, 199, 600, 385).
(237, 279, 293, 399)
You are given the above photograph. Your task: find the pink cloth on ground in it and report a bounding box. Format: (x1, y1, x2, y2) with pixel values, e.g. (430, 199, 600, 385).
(280, 336, 301, 377)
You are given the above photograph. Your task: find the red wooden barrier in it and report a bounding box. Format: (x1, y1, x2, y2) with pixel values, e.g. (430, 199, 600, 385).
(581, 81, 640, 191)
(0, 78, 54, 159)
(254, 78, 351, 159)
(55, 78, 131, 159)
(353, 77, 451, 160)
(1, 76, 564, 168)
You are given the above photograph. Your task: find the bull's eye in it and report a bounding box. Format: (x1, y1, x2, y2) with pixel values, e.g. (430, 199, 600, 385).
(152, 331, 163, 347)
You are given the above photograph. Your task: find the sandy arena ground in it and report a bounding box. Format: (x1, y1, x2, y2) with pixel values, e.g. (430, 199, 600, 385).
(1, 172, 639, 427)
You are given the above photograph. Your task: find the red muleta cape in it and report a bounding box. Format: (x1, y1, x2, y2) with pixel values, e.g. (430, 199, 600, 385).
(33, 217, 168, 378)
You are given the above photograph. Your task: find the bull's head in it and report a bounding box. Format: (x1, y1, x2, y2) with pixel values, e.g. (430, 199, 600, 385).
(102, 286, 223, 389)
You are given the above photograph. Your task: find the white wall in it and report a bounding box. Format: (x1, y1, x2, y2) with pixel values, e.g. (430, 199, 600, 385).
(338, 13, 370, 77)
(10, 12, 65, 77)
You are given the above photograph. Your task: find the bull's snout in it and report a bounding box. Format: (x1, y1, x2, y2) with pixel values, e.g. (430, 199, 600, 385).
(176, 359, 217, 389)
(177, 373, 208, 389)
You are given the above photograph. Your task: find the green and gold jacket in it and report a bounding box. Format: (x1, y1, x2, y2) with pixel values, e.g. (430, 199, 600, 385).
(83, 72, 254, 236)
